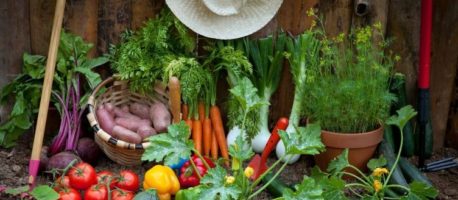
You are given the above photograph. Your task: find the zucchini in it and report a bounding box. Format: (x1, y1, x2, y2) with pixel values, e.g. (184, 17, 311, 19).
(383, 125, 396, 152)
(379, 140, 408, 188)
(399, 157, 433, 186)
(261, 172, 292, 197)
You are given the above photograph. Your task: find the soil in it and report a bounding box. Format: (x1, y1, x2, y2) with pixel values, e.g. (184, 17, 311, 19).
(1, 132, 457, 199)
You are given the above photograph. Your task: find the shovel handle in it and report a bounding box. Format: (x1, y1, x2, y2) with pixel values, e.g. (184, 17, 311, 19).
(260, 118, 289, 163)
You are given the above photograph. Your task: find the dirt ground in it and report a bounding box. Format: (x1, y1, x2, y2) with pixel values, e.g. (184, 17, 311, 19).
(1, 132, 457, 200)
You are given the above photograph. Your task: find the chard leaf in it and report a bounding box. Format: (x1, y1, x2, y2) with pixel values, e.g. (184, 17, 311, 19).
(199, 166, 241, 200)
(141, 122, 194, 166)
(74, 66, 102, 89)
(80, 57, 109, 69)
(30, 185, 59, 200)
(367, 155, 387, 171)
(278, 123, 324, 155)
(23, 54, 45, 79)
(282, 176, 323, 200)
(327, 149, 350, 174)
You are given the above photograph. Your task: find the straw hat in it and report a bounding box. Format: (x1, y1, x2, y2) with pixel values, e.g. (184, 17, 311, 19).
(165, 0, 283, 40)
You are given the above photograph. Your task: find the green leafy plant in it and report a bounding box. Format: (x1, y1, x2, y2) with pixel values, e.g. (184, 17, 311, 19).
(142, 78, 325, 200)
(303, 15, 397, 133)
(287, 106, 438, 199)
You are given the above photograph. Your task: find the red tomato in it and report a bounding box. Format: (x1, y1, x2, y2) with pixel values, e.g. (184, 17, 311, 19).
(54, 176, 70, 191)
(68, 162, 97, 190)
(112, 189, 134, 200)
(97, 170, 116, 189)
(58, 187, 81, 200)
(84, 184, 108, 200)
(115, 170, 139, 192)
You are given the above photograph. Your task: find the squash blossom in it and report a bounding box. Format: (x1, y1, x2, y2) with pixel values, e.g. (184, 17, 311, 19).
(372, 167, 389, 177)
(244, 167, 254, 178)
(225, 176, 235, 184)
(373, 180, 383, 192)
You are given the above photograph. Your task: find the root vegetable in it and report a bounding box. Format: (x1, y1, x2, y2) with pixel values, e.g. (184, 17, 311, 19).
(113, 107, 141, 120)
(112, 125, 142, 144)
(129, 102, 150, 119)
(104, 103, 115, 115)
(39, 146, 49, 172)
(76, 138, 101, 165)
(47, 151, 81, 171)
(121, 104, 129, 112)
(149, 102, 171, 132)
(137, 126, 157, 140)
(96, 106, 116, 135)
(115, 117, 151, 132)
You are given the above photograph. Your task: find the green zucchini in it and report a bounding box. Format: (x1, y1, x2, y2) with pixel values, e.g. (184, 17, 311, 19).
(261, 172, 292, 197)
(399, 157, 433, 186)
(379, 140, 408, 188)
(383, 125, 396, 152)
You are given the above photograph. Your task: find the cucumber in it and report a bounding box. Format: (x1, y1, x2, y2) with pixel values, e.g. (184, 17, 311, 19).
(379, 140, 408, 188)
(399, 157, 433, 186)
(390, 73, 415, 157)
(261, 172, 292, 197)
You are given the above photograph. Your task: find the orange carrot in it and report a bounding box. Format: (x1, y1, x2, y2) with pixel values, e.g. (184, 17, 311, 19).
(182, 104, 189, 121)
(210, 105, 229, 166)
(203, 118, 212, 156)
(192, 120, 202, 154)
(168, 77, 181, 123)
(198, 102, 205, 123)
(211, 129, 218, 160)
(185, 119, 193, 134)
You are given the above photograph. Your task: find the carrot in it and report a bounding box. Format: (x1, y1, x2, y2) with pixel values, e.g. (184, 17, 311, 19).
(198, 102, 205, 123)
(185, 119, 193, 134)
(182, 104, 189, 121)
(168, 77, 181, 123)
(210, 105, 229, 166)
(192, 120, 202, 154)
(211, 129, 218, 160)
(203, 118, 212, 156)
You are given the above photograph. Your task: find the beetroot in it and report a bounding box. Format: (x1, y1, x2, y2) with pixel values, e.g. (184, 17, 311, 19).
(47, 151, 81, 171)
(39, 146, 49, 172)
(76, 138, 101, 165)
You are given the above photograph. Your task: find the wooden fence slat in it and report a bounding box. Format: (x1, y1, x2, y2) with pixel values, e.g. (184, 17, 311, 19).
(97, 0, 132, 54)
(131, 0, 164, 30)
(30, 0, 56, 55)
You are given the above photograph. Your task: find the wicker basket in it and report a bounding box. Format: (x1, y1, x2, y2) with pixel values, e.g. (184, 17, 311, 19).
(86, 76, 168, 166)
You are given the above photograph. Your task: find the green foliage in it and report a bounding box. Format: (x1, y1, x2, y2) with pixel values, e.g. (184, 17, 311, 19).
(326, 149, 350, 175)
(228, 134, 254, 165)
(367, 155, 387, 171)
(199, 166, 242, 200)
(303, 24, 397, 133)
(278, 124, 325, 155)
(133, 189, 159, 200)
(110, 8, 195, 93)
(30, 185, 59, 200)
(401, 181, 438, 200)
(279, 176, 324, 200)
(386, 105, 417, 130)
(141, 121, 194, 166)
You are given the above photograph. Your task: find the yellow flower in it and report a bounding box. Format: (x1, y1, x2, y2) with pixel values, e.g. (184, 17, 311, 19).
(373, 22, 382, 31)
(306, 8, 315, 17)
(310, 20, 317, 29)
(225, 176, 235, 184)
(244, 167, 254, 178)
(394, 55, 401, 62)
(372, 167, 389, 177)
(373, 180, 383, 192)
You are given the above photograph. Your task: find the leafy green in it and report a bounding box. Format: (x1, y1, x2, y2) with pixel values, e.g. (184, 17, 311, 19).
(30, 185, 59, 200)
(386, 105, 417, 130)
(199, 166, 242, 200)
(141, 121, 194, 166)
(281, 176, 324, 200)
(228, 134, 254, 164)
(175, 186, 202, 200)
(327, 149, 350, 175)
(367, 155, 387, 171)
(4, 186, 29, 196)
(310, 167, 348, 200)
(133, 189, 159, 200)
(277, 123, 325, 155)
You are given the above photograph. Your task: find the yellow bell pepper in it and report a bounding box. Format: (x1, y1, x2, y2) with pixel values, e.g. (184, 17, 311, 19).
(143, 165, 180, 200)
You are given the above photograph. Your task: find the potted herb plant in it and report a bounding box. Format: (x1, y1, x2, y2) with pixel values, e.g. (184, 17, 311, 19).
(303, 22, 397, 171)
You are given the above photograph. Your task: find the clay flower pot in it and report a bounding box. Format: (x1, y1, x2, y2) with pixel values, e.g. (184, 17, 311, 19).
(314, 125, 384, 172)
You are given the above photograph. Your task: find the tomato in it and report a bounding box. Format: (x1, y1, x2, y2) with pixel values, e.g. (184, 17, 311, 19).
(57, 187, 81, 200)
(68, 162, 97, 190)
(84, 184, 108, 200)
(115, 170, 139, 192)
(97, 170, 116, 189)
(112, 189, 134, 200)
(53, 176, 70, 191)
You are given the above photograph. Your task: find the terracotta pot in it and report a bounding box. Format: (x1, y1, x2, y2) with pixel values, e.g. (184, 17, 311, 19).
(314, 125, 384, 172)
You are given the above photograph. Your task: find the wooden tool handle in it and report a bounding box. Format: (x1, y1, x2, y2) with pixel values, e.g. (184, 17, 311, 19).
(29, 0, 66, 185)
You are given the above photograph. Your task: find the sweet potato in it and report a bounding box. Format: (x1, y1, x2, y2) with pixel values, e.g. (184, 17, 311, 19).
(104, 103, 115, 115)
(96, 106, 116, 135)
(115, 117, 151, 132)
(129, 102, 150, 119)
(114, 107, 141, 120)
(137, 125, 157, 140)
(112, 125, 142, 144)
(121, 104, 129, 112)
(149, 102, 171, 132)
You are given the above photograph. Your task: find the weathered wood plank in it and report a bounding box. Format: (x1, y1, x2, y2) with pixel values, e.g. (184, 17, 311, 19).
(97, 0, 132, 54)
(65, 0, 99, 57)
(29, 0, 56, 55)
(320, 0, 353, 37)
(131, 0, 164, 30)
(0, 0, 31, 122)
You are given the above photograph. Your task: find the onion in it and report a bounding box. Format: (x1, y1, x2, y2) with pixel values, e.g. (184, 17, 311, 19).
(275, 126, 300, 164)
(76, 138, 101, 165)
(251, 127, 270, 153)
(47, 151, 81, 171)
(226, 126, 249, 149)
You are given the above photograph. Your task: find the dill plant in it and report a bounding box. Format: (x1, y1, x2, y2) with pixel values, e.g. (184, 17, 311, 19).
(303, 23, 398, 133)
